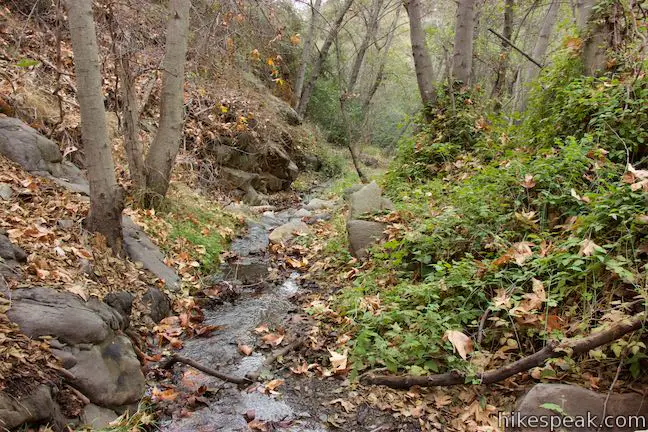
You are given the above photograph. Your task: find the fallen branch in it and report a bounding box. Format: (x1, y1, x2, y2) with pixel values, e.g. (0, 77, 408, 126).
(246, 338, 305, 381)
(160, 354, 251, 385)
(363, 312, 646, 389)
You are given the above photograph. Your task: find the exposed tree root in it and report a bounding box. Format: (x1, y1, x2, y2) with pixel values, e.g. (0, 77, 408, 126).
(363, 311, 646, 389)
(160, 354, 251, 385)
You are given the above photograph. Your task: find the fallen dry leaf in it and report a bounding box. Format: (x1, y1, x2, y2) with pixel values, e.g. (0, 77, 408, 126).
(238, 344, 254, 356)
(444, 330, 474, 360)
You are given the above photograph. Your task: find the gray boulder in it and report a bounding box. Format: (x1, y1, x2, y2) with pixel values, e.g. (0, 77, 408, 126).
(0, 116, 87, 187)
(7, 287, 146, 408)
(67, 334, 145, 407)
(122, 215, 181, 292)
(0, 385, 66, 430)
(509, 383, 648, 431)
(268, 220, 310, 244)
(104, 291, 134, 322)
(0, 234, 27, 262)
(7, 287, 126, 345)
(221, 166, 260, 190)
(304, 198, 336, 211)
(349, 181, 392, 218)
(346, 220, 386, 260)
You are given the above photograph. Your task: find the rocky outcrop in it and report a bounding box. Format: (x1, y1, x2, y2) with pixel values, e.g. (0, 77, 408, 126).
(0, 233, 26, 290)
(268, 220, 310, 244)
(510, 384, 648, 431)
(6, 287, 146, 410)
(122, 216, 181, 292)
(0, 385, 66, 430)
(345, 182, 393, 259)
(0, 116, 87, 193)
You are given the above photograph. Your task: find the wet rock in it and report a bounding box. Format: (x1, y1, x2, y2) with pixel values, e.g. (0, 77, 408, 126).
(0, 385, 65, 430)
(268, 220, 310, 244)
(142, 287, 172, 323)
(80, 403, 119, 429)
(8, 287, 126, 345)
(0, 182, 12, 200)
(304, 198, 336, 211)
(122, 215, 181, 292)
(231, 223, 269, 257)
(221, 256, 269, 284)
(68, 334, 145, 407)
(511, 383, 648, 431)
(346, 220, 386, 260)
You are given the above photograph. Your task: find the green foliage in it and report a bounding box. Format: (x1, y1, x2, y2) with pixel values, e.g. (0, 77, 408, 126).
(524, 52, 648, 163)
(332, 54, 648, 377)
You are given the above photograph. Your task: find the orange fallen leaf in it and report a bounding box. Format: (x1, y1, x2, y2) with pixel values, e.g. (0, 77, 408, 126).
(238, 344, 254, 356)
(444, 330, 474, 360)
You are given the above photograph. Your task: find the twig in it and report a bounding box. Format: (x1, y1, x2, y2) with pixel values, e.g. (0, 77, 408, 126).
(246, 338, 305, 381)
(363, 311, 647, 389)
(160, 354, 251, 385)
(66, 384, 90, 405)
(476, 307, 491, 345)
(488, 28, 544, 68)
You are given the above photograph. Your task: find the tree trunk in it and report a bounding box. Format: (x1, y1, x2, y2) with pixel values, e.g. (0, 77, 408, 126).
(404, 0, 437, 115)
(347, 0, 385, 93)
(490, 0, 514, 106)
(452, 0, 475, 84)
(296, 0, 355, 117)
(581, 0, 619, 75)
(144, 0, 191, 208)
(516, 0, 559, 111)
(360, 7, 401, 115)
(118, 54, 146, 189)
(65, 0, 124, 254)
(293, 0, 322, 108)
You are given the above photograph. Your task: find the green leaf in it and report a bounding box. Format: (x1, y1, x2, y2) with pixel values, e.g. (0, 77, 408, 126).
(16, 58, 40, 68)
(540, 403, 566, 415)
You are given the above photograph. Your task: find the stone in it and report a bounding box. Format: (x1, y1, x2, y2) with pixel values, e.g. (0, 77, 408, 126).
(80, 403, 119, 429)
(510, 383, 648, 431)
(0, 117, 87, 188)
(122, 215, 181, 291)
(0, 385, 65, 430)
(221, 256, 269, 284)
(0, 234, 27, 262)
(221, 166, 260, 190)
(231, 223, 269, 257)
(0, 182, 12, 200)
(294, 208, 313, 218)
(243, 185, 268, 206)
(57, 219, 74, 229)
(346, 220, 386, 260)
(343, 184, 365, 198)
(104, 291, 134, 322)
(300, 154, 322, 172)
(304, 198, 336, 210)
(268, 220, 310, 244)
(349, 182, 384, 218)
(141, 287, 171, 323)
(68, 334, 145, 407)
(7, 287, 126, 345)
(259, 172, 285, 192)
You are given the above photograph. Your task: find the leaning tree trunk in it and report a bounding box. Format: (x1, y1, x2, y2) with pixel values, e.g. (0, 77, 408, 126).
(296, 0, 355, 117)
(452, 0, 475, 84)
(490, 0, 514, 107)
(516, 0, 559, 112)
(580, 0, 620, 75)
(293, 0, 322, 108)
(404, 0, 437, 117)
(65, 0, 124, 254)
(144, 0, 191, 208)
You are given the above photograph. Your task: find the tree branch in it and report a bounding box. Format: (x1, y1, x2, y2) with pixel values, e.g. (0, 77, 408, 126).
(363, 312, 646, 389)
(488, 28, 544, 68)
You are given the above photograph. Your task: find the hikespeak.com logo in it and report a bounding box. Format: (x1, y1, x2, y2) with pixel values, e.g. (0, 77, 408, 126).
(499, 411, 648, 431)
